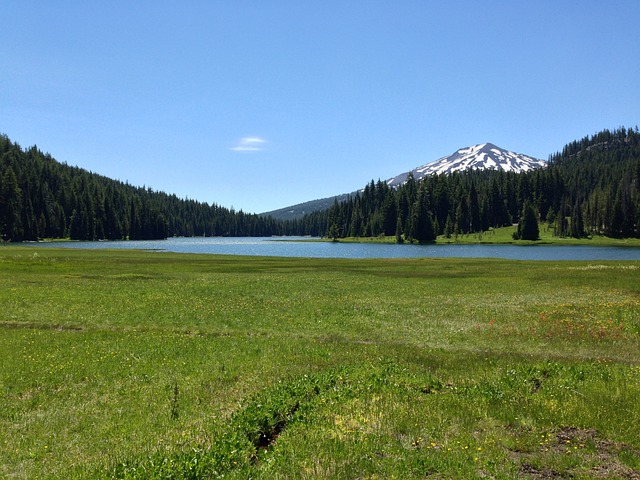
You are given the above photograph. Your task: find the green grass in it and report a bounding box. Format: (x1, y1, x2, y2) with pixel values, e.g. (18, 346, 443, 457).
(439, 225, 640, 246)
(334, 226, 640, 246)
(1, 247, 639, 478)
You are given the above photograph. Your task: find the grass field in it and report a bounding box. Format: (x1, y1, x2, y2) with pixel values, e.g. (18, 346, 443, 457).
(1, 246, 639, 479)
(438, 225, 640, 246)
(334, 225, 640, 246)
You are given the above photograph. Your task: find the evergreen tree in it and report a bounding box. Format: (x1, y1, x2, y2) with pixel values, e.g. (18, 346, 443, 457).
(513, 201, 539, 240)
(381, 193, 397, 236)
(554, 202, 569, 237)
(467, 181, 481, 233)
(395, 214, 403, 243)
(488, 177, 510, 227)
(570, 200, 585, 238)
(409, 186, 435, 243)
(0, 166, 23, 241)
(443, 213, 454, 239)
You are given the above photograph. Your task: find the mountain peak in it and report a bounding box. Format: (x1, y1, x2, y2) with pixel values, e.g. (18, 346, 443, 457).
(262, 143, 546, 219)
(386, 143, 545, 188)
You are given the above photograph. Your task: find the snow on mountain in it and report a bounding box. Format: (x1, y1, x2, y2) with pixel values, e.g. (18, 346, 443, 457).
(262, 143, 545, 219)
(386, 143, 546, 188)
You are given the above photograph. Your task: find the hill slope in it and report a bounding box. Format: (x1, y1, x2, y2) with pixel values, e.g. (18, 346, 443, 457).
(318, 127, 640, 241)
(263, 143, 545, 219)
(259, 193, 351, 220)
(0, 135, 292, 241)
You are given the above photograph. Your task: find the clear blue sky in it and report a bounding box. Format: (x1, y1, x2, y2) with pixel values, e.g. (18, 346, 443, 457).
(2, 1, 639, 213)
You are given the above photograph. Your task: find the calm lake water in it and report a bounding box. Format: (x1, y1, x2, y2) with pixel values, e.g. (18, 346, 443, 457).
(16, 237, 640, 261)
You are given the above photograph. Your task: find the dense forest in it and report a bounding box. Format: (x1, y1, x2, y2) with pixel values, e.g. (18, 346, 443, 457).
(1, 127, 639, 242)
(0, 134, 295, 241)
(312, 127, 640, 242)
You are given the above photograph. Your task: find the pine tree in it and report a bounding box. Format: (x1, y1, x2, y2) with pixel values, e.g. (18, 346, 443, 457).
(410, 186, 435, 243)
(0, 166, 23, 241)
(467, 181, 481, 233)
(570, 200, 585, 238)
(513, 201, 539, 240)
(395, 214, 403, 243)
(381, 193, 397, 236)
(553, 202, 569, 237)
(443, 213, 454, 238)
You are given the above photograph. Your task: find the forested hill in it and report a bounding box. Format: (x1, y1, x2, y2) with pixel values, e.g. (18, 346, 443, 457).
(2, 128, 639, 243)
(0, 134, 294, 241)
(314, 127, 640, 242)
(546, 128, 640, 238)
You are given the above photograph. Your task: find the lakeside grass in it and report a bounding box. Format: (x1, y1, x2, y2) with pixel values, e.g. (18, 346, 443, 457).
(1, 247, 639, 479)
(334, 225, 640, 246)
(439, 225, 640, 246)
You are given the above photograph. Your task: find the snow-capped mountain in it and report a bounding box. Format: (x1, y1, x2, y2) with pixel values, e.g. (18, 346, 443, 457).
(386, 143, 546, 188)
(262, 143, 545, 219)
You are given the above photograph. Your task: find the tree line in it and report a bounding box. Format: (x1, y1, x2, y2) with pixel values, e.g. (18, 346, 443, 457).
(2, 127, 639, 243)
(0, 135, 291, 241)
(313, 127, 640, 242)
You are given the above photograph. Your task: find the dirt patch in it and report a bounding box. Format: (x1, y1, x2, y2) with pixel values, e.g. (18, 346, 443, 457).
(512, 426, 640, 479)
(518, 463, 562, 479)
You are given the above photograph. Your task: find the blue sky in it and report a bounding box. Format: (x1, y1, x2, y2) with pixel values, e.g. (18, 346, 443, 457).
(2, 1, 639, 213)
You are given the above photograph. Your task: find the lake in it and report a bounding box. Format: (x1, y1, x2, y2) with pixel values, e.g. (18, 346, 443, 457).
(15, 237, 640, 261)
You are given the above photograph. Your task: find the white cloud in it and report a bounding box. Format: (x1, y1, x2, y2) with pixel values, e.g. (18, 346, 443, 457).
(231, 136, 266, 152)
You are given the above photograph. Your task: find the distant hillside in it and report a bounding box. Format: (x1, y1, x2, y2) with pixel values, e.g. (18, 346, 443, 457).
(0, 134, 295, 241)
(263, 142, 545, 219)
(315, 127, 640, 241)
(2, 128, 638, 243)
(260, 193, 352, 220)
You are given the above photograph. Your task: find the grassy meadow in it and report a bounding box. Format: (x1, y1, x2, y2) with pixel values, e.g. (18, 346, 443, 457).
(1, 246, 640, 479)
(438, 225, 640, 246)
(335, 225, 640, 246)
